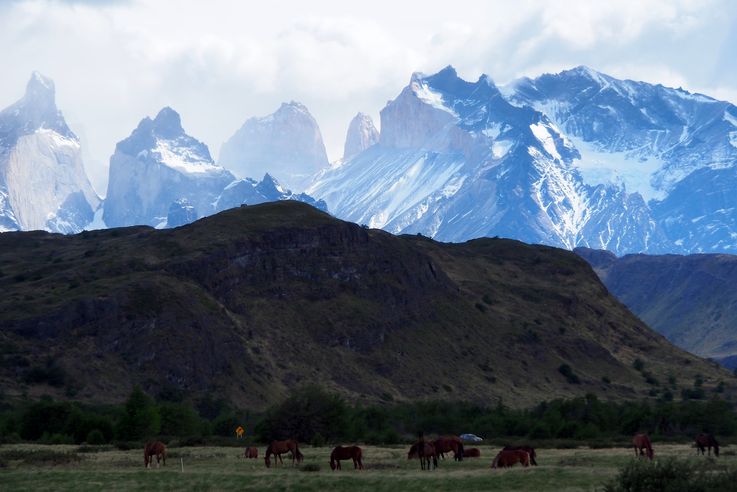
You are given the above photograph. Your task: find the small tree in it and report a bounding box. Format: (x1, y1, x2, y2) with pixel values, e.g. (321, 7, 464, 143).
(115, 386, 160, 441)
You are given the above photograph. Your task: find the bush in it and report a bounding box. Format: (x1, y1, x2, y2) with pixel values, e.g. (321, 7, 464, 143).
(300, 463, 321, 472)
(633, 359, 645, 372)
(86, 429, 106, 445)
(603, 458, 737, 492)
(158, 402, 202, 437)
(558, 364, 581, 384)
(311, 432, 326, 447)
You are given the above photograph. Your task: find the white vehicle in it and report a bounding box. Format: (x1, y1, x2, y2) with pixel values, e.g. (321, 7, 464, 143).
(460, 433, 483, 442)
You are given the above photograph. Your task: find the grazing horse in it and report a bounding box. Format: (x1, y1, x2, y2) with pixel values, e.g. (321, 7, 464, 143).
(408, 441, 438, 470)
(463, 447, 481, 458)
(244, 447, 258, 459)
(633, 434, 654, 460)
(144, 441, 167, 468)
(491, 449, 530, 468)
(330, 445, 363, 470)
(695, 433, 720, 457)
(264, 439, 303, 468)
(503, 445, 538, 466)
(433, 435, 465, 461)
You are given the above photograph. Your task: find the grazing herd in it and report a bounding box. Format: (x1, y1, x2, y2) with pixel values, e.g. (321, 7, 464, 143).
(143, 432, 723, 471)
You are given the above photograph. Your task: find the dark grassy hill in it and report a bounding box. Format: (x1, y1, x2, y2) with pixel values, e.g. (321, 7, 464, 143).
(575, 247, 737, 368)
(0, 202, 731, 409)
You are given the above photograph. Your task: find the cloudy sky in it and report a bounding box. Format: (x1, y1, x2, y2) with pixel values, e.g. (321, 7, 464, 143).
(1, 0, 736, 195)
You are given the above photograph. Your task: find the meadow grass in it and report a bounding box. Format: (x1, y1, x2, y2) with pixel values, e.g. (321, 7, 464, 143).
(0, 443, 733, 491)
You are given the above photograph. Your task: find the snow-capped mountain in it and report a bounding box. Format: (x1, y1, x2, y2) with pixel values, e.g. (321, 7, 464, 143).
(343, 112, 379, 160)
(214, 173, 327, 213)
(218, 102, 329, 191)
(103, 107, 235, 228)
(505, 66, 737, 253)
(310, 66, 656, 252)
(310, 66, 737, 255)
(0, 72, 100, 233)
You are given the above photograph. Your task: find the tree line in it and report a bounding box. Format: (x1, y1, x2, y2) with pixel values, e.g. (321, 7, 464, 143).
(1, 386, 736, 446)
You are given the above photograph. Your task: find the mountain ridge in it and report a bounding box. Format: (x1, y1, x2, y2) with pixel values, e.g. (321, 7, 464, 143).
(0, 201, 731, 408)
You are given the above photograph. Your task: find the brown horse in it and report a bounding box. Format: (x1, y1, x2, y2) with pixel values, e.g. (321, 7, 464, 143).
(330, 445, 363, 470)
(264, 439, 303, 468)
(503, 445, 538, 466)
(695, 433, 720, 457)
(633, 433, 654, 460)
(244, 447, 258, 459)
(408, 441, 438, 470)
(433, 435, 465, 461)
(491, 449, 530, 468)
(144, 441, 167, 468)
(463, 447, 481, 458)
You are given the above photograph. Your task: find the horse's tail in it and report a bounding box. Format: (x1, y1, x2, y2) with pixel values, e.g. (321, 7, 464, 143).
(491, 452, 500, 468)
(456, 442, 464, 461)
(264, 444, 272, 468)
(714, 441, 720, 456)
(295, 444, 304, 463)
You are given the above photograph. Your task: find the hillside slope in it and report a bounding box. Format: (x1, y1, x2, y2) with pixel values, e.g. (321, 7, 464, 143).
(0, 202, 730, 409)
(575, 247, 737, 368)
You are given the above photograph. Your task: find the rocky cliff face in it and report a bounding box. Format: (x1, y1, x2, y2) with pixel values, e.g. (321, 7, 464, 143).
(343, 112, 379, 160)
(0, 72, 100, 233)
(218, 102, 329, 191)
(103, 107, 235, 228)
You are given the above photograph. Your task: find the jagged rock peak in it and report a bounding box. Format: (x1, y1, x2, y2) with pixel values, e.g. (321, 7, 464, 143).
(343, 112, 379, 160)
(25, 71, 56, 106)
(152, 106, 184, 138)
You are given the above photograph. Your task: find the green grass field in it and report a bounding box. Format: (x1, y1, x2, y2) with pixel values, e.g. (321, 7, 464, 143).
(0, 443, 733, 491)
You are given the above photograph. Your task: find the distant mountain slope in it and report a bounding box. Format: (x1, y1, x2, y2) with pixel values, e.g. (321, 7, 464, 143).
(0, 201, 730, 408)
(0, 72, 100, 233)
(310, 66, 660, 254)
(219, 102, 329, 191)
(103, 107, 235, 228)
(575, 247, 737, 368)
(508, 67, 737, 254)
(311, 66, 737, 255)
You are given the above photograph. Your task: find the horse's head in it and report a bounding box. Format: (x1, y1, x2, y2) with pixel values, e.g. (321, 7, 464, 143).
(330, 459, 336, 470)
(264, 455, 271, 468)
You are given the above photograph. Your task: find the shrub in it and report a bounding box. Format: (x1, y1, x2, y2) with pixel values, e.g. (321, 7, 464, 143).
(558, 364, 581, 384)
(300, 463, 321, 472)
(86, 429, 106, 445)
(603, 458, 737, 492)
(311, 432, 326, 447)
(633, 359, 645, 371)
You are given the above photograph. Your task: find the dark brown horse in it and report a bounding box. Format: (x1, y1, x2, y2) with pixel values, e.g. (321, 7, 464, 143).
(695, 433, 719, 457)
(264, 439, 303, 468)
(503, 445, 538, 466)
(244, 447, 258, 459)
(144, 441, 167, 468)
(408, 441, 438, 470)
(491, 449, 530, 468)
(463, 447, 481, 458)
(330, 445, 363, 470)
(433, 435, 465, 461)
(633, 433, 654, 460)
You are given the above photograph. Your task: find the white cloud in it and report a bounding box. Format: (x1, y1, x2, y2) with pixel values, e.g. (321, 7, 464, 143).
(0, 0, 735, 195)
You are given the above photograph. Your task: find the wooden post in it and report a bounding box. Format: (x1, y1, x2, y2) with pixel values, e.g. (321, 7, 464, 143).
(180, 457, 184, 473)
